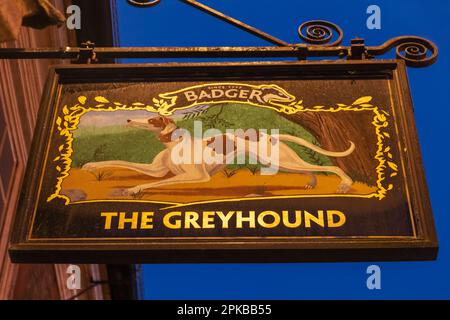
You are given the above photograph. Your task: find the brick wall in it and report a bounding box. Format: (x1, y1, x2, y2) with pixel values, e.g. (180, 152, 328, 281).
(0, 0, 110, 300)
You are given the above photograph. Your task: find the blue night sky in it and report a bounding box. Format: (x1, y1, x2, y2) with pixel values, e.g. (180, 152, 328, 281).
(116, 0, 450, 299)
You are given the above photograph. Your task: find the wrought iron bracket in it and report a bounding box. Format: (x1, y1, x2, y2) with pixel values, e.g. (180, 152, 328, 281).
(0, 0, 438, 67)
(77, 41, 97, 64)
(182, 0, 289, 46)
(0, 17, 438, 68)
(349, 38, 367, 60)
(0, 0, 439, 67)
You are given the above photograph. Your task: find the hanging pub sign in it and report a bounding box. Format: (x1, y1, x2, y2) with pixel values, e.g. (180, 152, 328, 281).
(9, 59, 438, 263)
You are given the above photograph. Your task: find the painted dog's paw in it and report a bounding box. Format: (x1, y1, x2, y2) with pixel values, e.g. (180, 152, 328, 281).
(336, 183, 352, 194)
(82, 162, 97, 172)
(109, 188, 127, 197)
(303, 184, 315, 190)
(109, 188, 140, 197)
(125, 187, 143, 197)
(109, 187, 142, 198)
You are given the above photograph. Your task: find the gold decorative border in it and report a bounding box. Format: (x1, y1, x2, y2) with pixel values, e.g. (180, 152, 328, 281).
(46, 85, 398, 205)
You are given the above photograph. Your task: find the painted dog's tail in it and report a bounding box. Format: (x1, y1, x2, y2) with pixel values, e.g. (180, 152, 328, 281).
(276, 134, 355, 157)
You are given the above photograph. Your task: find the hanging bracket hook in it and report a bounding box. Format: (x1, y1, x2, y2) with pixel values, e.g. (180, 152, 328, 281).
(127, 0, 161, 7)
(77, 41, 97, 64)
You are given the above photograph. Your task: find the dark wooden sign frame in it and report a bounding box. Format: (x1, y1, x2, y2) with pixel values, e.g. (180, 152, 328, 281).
(9, 59, 437, 263)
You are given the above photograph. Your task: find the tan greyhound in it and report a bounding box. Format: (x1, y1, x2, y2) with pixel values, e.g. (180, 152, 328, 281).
(82, 116, 355, 195)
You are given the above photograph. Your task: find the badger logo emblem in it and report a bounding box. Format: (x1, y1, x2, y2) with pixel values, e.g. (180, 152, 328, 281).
(154, 83, 299, 115)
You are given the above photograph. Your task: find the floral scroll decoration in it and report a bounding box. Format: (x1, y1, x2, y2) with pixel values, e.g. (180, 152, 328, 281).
(47, 93, 399, 205)
(290, 96, 399, 200)
(47, 95, 161, 204)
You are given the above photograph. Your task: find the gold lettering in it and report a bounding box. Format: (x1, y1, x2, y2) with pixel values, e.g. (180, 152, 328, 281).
(236, 211, 255, 228)
(225, 89, 238, 98)
(185, 211, 201, 229)
(282, 210, 302, 228)
(258, 211, 280, 228)
(211, 89, 224, 99)
(327, 210, 346, 228)
(118, 211, 138, 229)
(304, 210, 325, 228)
(198, 90, 211, 100)
(239, 89, 249, 99)
(140, 212, 154, 229)
(184, 91, 198, 102)
(163, 211, 182, 229)
(202, 211, 215, 229)
(100, 209, 346, 231)
(216, 211, 235, 229)
(248, 89, 262, 101)
(101, 212, 117, 230)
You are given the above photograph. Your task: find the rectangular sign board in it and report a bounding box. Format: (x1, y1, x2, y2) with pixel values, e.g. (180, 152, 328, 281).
(9, 60, 438, 263)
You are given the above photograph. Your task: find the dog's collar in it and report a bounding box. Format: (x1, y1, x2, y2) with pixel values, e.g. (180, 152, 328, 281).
(158, 126, 178, 143)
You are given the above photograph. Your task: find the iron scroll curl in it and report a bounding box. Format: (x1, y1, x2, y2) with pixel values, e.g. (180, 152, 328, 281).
(298, 20, 344, 47)
(367, 36, 438, 68)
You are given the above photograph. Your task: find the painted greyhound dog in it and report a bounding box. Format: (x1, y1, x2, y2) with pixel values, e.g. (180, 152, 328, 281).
(82, 116, 355, 195)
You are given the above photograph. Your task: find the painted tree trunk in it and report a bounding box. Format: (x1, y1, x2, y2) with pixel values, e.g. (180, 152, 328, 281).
(285, 112, 377, 185)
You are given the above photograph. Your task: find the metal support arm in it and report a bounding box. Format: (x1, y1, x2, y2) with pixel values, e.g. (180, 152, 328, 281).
(0, 17, 438, 67)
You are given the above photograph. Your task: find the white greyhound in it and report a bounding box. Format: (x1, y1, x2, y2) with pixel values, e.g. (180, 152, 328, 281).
(82, 116, 355, 195)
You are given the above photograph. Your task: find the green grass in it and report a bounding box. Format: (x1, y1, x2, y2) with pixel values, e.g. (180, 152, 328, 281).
(71, 103, 333, 170)
(178, 104, 333, 170)
(72, 127, 165, 168)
